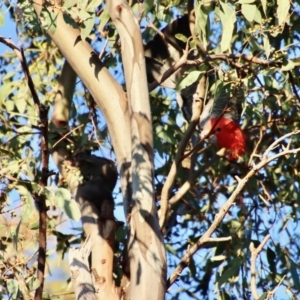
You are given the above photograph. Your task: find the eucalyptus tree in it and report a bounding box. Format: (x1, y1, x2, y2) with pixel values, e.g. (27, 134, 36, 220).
(0, 0, 300, 299)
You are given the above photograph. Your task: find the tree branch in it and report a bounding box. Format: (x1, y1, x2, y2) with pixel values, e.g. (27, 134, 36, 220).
(51, 60, 77, 128)
(69, 234, 97, 300)
(0, 35, 50, 300)
(148, 50, 189, 92)
(288, 70, 300, 102)
(250, 234, 271, 300)
(167, 130, 300, 287)
(107, 0, 166, 298)
(159, 76, 205, 230)
(32, 0, 132, 215)
(187, 53, 282, 68)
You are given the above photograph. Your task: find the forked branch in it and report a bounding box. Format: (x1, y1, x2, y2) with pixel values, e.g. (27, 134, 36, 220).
(168, 130, 300, 287)
(250, 234, 271, 300)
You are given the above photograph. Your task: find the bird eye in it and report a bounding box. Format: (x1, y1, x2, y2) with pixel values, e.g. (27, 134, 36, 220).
(216, 127, 221, 132)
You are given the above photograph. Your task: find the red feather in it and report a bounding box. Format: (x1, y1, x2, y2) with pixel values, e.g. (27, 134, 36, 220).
(207, 117, 246, 160)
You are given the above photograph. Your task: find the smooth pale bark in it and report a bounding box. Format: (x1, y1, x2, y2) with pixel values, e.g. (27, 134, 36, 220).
(33, 0, 166, 298)
(51, 61, 76, 128)
(69, 236, 97, 300)
(32, 0, 132, 214)
(107, 1, 166, 299)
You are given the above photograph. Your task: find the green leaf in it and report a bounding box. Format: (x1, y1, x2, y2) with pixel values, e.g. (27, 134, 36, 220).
(211, 255, 227, 262)
(242, 4, 256, 22)
(261, 0, 267, 15)
(277, 0, 290, 25)
(143, 0, 155, 14)
(253, 7, 262, 23)
(175, 33, 187, 43)
(63, 12, 79, 28)
(5, 99, 15, 112)
(81, 16, 95, 40)
(27, 278, 41, 291)
(218, 1, 236, 52)
(176, 70, 203, 91)
(40, 4, 58, 34)
(87, 0, 103, 12)
(63, 0, 78, 9)
(155, 124, 176, 144)
(15, 185, 35, 222)
(98, 6, 110, 32)
(55, 188, 81, 221)
(13, 220, 22, 251)
(281, 59, 294, 71)
(195, 3, 209, 49)
(115, 226, 127, 242)
(165, 243, 177, 255)
(218, 258, 241, 287)
(153, 135, 164, 157)
(257, 293, 268, 300)
(290, 260, 300, 290)
(218, 291, 231, 300)
(0, 82, 14, 101)
(0, 9, 4, 26)
(7, 279, 19, 299)
(237, 0, 255, 3)
(28, 221, 39, 230)
(264, 36, 271, 59)
(267, 247, 276, 271)
(2, 71, 16, 81)
(189, 257, 196, 277)
(15, 98, 27, 114)
(79, 10, 92, 21)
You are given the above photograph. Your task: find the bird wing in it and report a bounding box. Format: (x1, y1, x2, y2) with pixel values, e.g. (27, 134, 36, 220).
(199, 81, 244, 129)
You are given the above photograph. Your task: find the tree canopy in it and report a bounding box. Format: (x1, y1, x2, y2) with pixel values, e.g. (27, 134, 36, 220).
(0, 0, 300, 299)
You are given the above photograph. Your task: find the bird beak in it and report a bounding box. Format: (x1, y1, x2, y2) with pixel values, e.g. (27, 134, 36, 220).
(200, 130, 217, 144)
(208, 134, 217, 144)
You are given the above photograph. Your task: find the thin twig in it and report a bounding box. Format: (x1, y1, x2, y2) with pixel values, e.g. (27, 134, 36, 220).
(248, 126, 264, 167)
(52, 124, 84, 148)
(146, 15, 184, 54)
(167, 130, 300, 287)
(265, 275, 286, 300)
(99, 38, 109, 60)
(169, 157, 215, 205)
(159, 77, 205, 230)
(288, 70, 300, 102)
(249, 234, 271, 300)
(0, 36, 49, 300)
(206, 237, 232, 243)
(148, 32, 193, 92)
(137, 2, 144, 23)
(187, 53, 282, 68)
(148, 52, 189, 91)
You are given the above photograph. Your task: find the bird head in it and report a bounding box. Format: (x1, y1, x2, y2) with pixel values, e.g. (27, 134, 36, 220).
(201, 117, 246, 160)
